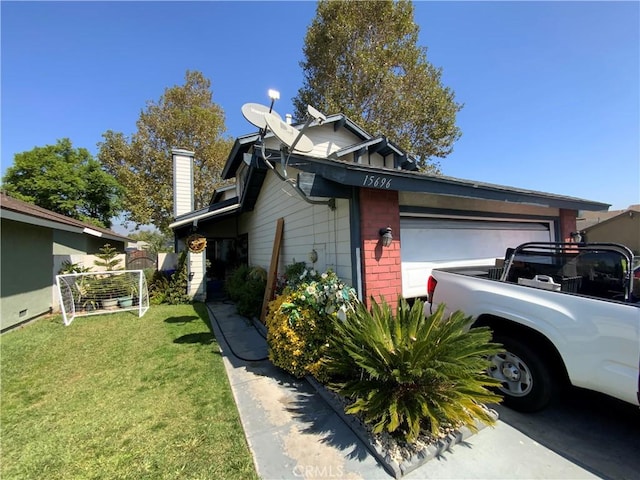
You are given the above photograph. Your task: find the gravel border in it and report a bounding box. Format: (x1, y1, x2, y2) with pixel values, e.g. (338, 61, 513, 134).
(305, 375, 499, 479)
(253, 315, 499, 478)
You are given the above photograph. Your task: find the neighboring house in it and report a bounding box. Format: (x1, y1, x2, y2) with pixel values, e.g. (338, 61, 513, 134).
(577, 205, 640, 254)
(170, 113, 609, 312)
(126, 240, 151, 251)
(1, 192, 130, 331)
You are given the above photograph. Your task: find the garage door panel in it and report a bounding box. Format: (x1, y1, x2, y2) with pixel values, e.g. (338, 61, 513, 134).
(400, 218, 552, 298)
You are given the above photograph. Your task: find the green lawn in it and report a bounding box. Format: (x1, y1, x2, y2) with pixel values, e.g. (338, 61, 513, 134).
(1, 304, 258, 480)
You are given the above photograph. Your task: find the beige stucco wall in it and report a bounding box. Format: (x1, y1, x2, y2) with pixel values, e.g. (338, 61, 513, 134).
(585, 214, 640, 254)
(399, 191, 560, 219)
(53, 230, 126, 255)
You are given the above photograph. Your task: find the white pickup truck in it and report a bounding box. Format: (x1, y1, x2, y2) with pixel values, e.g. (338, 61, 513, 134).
(427, 242, 640, 412)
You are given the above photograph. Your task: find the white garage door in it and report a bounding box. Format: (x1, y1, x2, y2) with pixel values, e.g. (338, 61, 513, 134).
(401, 217, 553, 298)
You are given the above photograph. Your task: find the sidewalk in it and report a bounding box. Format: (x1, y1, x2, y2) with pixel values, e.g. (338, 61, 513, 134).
(205, 301, 600, 480)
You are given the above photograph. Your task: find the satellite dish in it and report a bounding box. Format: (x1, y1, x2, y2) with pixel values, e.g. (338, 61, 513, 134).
(264, 112, 314, 153)
(241, 103, 282, 129)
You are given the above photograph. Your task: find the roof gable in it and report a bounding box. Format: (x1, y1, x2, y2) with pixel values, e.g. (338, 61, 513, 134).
(217, 112, 610, 216)
(223, 113, 378, 180)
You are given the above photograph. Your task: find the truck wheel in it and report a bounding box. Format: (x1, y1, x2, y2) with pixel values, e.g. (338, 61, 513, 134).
(489, 335, 555, 412)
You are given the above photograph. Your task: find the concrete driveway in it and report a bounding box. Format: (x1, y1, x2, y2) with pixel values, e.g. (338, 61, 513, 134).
(493, 386, 640, 480)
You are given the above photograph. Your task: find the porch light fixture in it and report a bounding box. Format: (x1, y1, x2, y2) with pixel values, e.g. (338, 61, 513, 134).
(379, 226, 393, 247)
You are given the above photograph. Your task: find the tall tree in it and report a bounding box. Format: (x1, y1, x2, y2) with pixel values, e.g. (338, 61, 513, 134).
(2, 138, 123, 228)
(293, 0, 462, 172)
(98, 70, 233, 233)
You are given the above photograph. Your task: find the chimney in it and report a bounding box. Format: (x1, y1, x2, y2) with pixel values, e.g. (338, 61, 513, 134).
(172, 148, 195, 217)
(285, 113, 293, 125)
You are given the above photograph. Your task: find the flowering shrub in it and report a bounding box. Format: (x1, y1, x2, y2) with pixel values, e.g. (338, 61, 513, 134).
(266, 268, 359, 380)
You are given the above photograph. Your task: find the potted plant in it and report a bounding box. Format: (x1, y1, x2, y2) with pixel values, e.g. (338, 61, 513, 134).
(117, 290, 134, 308)
(75, 277, 99, 312)
(93, 243, 124, 309)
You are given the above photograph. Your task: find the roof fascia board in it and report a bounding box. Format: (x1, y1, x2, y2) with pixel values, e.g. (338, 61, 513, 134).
(172, 197, 239, 223)
(222, 137, 255, 179)
(169, 203, 240, 229)
(277, 154, 609, 211)
(2, 209, 84, 234)
(330, 136, 386, 159)
(2, 209, 129, 242)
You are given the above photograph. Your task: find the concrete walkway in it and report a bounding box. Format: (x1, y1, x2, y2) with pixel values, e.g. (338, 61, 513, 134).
(205, 301, 600, 480)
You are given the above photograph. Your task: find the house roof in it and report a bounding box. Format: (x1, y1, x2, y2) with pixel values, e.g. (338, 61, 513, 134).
(169, 197, 241, 229)
(222, 114, 376, 180)
(220, 113, 609, 212)
(293, 155, 610, 211)
(0, 192, 131, 242)
(175, 113, 610, 232)
(579, 205, 640, 232)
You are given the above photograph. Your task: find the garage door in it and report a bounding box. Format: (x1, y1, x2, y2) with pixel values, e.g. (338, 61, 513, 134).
(401, 217, 553, 298)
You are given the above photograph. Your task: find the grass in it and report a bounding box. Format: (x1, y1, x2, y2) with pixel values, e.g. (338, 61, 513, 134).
(0, 303, 258, 480)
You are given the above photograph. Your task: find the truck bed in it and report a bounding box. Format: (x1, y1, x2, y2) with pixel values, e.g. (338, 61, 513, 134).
(427, 242, 639, 409)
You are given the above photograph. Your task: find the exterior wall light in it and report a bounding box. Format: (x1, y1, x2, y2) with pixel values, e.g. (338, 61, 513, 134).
(379, 226, 393, 247)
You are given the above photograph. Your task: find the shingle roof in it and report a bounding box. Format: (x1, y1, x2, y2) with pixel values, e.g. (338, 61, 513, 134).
(221, 113, 610, 212)
(0, 192, 131, 242)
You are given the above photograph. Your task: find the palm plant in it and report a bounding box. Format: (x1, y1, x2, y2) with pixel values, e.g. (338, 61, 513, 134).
(323, 297, 503, 443)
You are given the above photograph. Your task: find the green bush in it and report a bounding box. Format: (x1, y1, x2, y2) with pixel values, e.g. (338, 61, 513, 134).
(323, 297, 503, 443)
(143, 267, 155, 288)
(58, 260, 92, 275)
(149, 251, 191, 305)
(225, 265, 267, 318)
(281, 261, 307, 290)
(266, 269, 359, 380)
(225, 264, 249, 300)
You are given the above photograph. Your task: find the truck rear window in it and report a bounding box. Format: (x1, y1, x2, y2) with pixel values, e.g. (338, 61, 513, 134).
(505, 248, 628, 300)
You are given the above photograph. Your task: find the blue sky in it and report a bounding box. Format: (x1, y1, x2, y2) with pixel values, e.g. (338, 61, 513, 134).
(2, 1, 639, 228)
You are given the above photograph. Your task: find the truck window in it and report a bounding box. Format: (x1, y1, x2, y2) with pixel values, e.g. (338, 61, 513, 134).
(506, 248, 628, 300)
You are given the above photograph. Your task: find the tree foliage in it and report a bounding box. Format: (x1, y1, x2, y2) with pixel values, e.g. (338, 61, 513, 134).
(294, 0, 462, 171)
(128, 229, 174, 254)
(93, 243, 123, 271)
(98, 70, 234, 233)
(2, 138, 123, 228)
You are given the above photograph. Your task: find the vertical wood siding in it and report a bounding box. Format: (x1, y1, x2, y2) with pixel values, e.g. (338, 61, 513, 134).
(262, 123, 360, 159)
(187, 251, 206, 301)
(172, 151, 194, 217)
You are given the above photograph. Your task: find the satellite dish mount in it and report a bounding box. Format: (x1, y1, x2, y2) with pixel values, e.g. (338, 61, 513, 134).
(240, 90, 334, 210)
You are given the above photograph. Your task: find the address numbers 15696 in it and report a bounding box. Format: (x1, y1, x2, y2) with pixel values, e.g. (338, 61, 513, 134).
(362, 175, 392, 189)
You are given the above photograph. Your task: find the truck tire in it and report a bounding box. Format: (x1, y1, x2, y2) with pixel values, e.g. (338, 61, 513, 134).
(489, 335, 555, 412)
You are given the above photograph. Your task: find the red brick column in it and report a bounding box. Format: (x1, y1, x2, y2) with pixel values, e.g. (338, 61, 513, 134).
(559, 209, 578, 242)
(359, 188, 402, 311)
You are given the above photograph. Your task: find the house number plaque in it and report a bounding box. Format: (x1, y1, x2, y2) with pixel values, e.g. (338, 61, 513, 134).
(362, 174, 392, 189)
